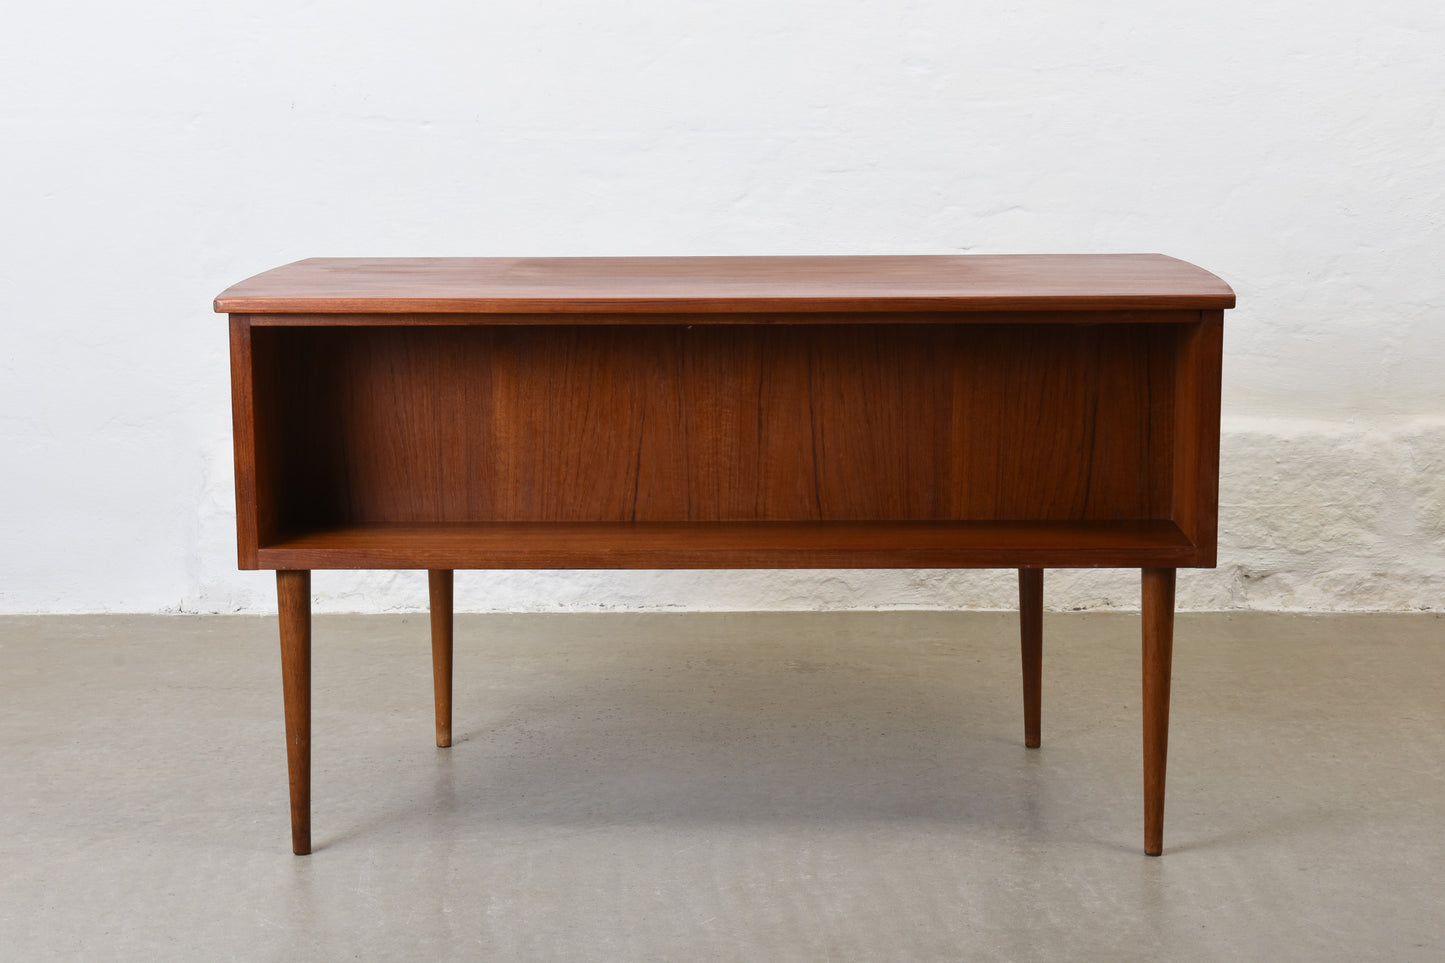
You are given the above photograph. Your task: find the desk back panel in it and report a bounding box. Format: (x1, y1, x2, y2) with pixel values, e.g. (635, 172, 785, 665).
(245, 322, 1185, 532)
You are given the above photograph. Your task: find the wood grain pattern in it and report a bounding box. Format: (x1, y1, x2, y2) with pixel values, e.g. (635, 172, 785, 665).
(227, 316, 261, 568)
(1171, 311, 1225, 565)
(1142, 567, 1176, 856)
(242, 323, 1183, 556)
(242, 309, 1205, 328)
(215, 255, 1236, 314)
(235, 315, 290, 553)
(429, 570, 453, 749)
(251, 520, 1196, 570)
(276, 570, 311, 855)
(1018, 569, 1043, 748)
(221, 255, 1230, 856)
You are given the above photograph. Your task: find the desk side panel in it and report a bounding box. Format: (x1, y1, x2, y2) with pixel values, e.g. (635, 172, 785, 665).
(228, 316, 261, 568)
(1170, 311, 1224, 565)
(229, 315, 287, 568)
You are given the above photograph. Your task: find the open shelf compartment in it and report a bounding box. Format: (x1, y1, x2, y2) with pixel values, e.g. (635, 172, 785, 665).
(233, 319, 1219, 570)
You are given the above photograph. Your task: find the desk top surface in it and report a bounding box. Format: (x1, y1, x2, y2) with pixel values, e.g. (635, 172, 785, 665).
(215, 254, 1234, 315)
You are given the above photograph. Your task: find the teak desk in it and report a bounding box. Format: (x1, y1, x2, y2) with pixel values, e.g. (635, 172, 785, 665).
(218, 255, 1232, 856)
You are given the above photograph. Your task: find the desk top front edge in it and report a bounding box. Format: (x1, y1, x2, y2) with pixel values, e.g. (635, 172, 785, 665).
(215, 254, 1235, 315)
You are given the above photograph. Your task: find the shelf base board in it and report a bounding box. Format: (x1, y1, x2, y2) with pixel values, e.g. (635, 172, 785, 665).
(252, 519, 1200, 570)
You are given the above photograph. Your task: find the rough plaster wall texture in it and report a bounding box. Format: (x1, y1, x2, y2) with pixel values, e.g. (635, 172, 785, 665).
(1, 1, 1441, 613)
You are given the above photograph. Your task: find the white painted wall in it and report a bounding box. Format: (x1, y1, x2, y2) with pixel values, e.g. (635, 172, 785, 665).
(2, 1, 1441, 613)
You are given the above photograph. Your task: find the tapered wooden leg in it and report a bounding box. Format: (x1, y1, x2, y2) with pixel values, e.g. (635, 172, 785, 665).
(429, 570, 454, 749)
(1018, 568, 1043, 748)
(1142, 567, 1176, 856)
(276, 570, 312, 855)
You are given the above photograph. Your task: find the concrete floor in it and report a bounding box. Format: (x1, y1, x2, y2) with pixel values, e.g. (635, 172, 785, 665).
(1, 612, 1441, 961)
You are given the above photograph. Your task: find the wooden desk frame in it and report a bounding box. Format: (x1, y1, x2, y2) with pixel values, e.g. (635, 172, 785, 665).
(219, 255, 1231, 855)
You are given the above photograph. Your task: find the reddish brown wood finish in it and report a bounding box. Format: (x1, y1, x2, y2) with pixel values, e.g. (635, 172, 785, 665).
(276, 570, 311, 855)
(221, 255, 1231, 856)
(244, 308, 1213, 328)
(252, 520, 1196, 570)
(1142, 567, 1177, 856)
(237, 322, 1191, 566)
(1171, 311, 1225, 564)
(228, 318, 260, 567)
(230, 315, 286, 558)
(1018, 569, 1043, 748)
(429, 570, 454, 749)
(215, 255, 1235, 314)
